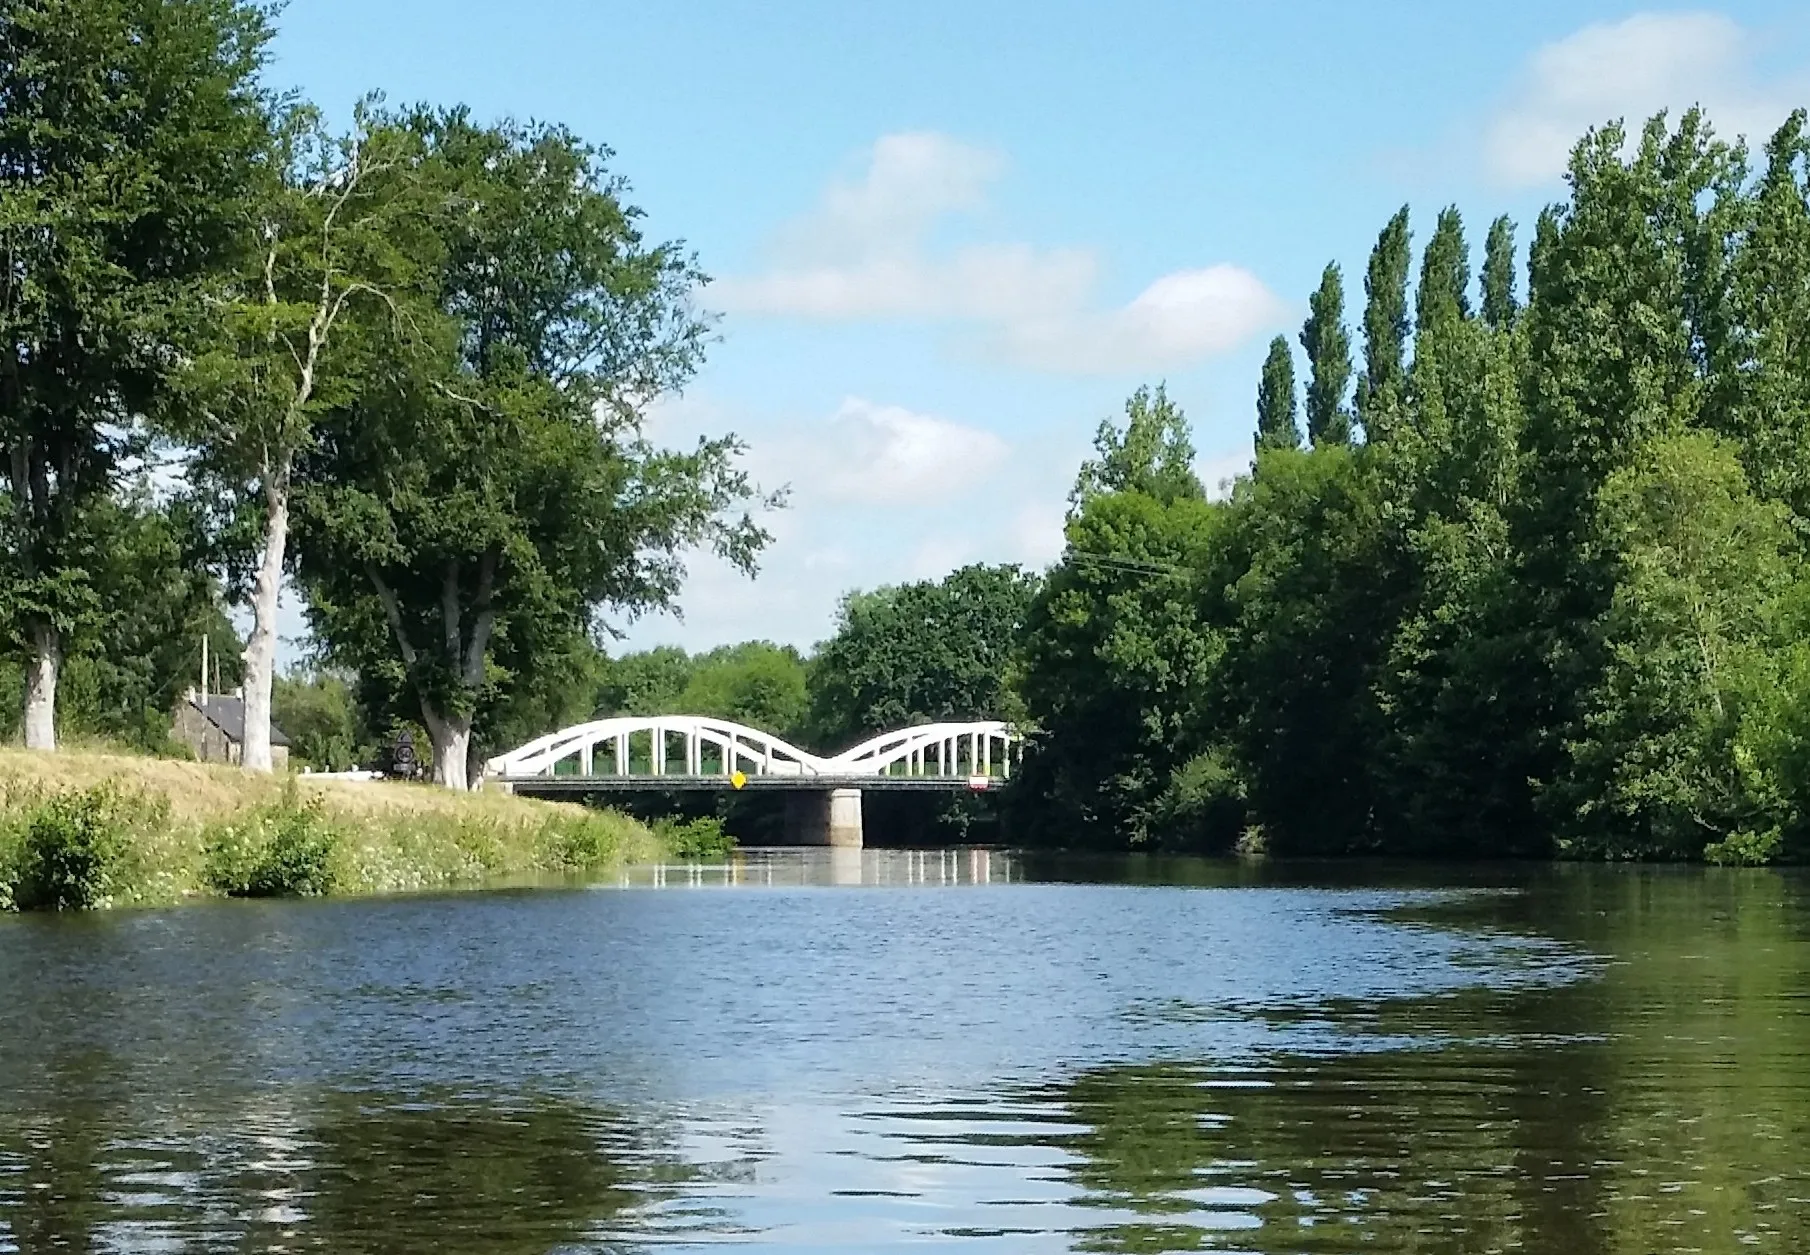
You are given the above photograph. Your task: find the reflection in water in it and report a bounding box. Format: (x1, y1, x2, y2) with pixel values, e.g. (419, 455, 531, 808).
(0, 860, 1804, 1251)
(623, 846, 1010, 888)
(0, 1089, 684, 1253)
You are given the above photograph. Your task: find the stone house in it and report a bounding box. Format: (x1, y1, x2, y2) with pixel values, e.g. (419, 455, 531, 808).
(174, 690, 291, 769)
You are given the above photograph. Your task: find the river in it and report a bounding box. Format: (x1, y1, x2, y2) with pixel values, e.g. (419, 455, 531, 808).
(0, 850, 1805, 1252)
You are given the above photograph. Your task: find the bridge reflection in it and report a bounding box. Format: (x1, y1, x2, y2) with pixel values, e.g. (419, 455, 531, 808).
(614, 847, 1011, 889)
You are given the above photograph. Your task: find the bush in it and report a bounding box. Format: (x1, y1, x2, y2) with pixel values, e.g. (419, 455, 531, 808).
(5, 784, 163, 911)
(1152, 747, 1249, 853)
(653, 815, 734, 860)
(203, 786, 340, 897)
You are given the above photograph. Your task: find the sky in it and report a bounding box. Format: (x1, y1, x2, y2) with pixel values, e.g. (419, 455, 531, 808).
(266, 1, 1810, 658)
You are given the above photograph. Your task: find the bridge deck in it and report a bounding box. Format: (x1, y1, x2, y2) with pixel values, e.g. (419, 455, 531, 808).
(498, 774, 1001, 794)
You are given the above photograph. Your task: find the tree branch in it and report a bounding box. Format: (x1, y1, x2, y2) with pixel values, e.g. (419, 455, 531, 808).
(463, 548, 498, 690)
(441, 558, 461, 662)
(368, 566, 418, 669)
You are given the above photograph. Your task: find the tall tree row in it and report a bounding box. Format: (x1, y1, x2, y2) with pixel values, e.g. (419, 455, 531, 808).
(1015, 107, 1810, 864)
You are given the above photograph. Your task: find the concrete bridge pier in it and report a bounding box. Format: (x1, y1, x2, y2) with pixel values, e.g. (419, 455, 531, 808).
(783, 788, 864, 847)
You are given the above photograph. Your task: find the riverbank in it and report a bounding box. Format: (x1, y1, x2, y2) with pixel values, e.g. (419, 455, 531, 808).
(0, 747, 682, 910)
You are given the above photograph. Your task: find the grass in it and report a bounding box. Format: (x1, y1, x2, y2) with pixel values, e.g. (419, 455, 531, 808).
(0, 746, 681, 910)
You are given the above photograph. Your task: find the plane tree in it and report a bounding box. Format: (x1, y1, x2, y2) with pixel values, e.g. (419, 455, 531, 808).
(293, 110, 770, 788)
(0, 0, 270, 749)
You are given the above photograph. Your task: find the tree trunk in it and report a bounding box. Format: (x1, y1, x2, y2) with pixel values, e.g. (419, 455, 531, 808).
(423, 705, 473, 791)
(240, 477, 289, 774)
(22, 621, 59, 752)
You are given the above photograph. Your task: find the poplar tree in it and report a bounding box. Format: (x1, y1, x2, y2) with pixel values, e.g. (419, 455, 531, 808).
(0, 0, 272, 751)
(1416, 207, 1472, 332)
(1359, 207, 1411, 430)
(1255, 336, 1300, 452)
(1299, 264, 1353, 446)
(1481, 215, 1519, 329)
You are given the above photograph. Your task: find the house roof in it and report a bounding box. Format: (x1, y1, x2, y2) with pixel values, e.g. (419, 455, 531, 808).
(189, 695, 291, 747)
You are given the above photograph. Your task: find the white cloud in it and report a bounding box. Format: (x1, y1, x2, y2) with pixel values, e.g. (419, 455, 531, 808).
(715, 132, 1283, 374)
(993, 265, 1287, 374)
(1486, 12, 1809, 186)
(816, 398, 1009, 504)
(777, 131, 1003, 261)
(1006, 501, 1068, 568)
(612, 391, 1084, 653)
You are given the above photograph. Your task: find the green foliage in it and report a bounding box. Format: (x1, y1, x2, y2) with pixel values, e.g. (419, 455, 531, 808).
(1480, 215, 1519, 329)
(1415, 206, 1472, 332)
(0, 0, 272, 739)
(1254, 336, 1300, 453)
(2, 784, 166, 910)
(1150, 748, 1248, 854)
(808, 564, 1038, 751)
(1012, 107, 1810, 864)
(203, 785, 341, 896)
(290, 108, 767, 786)
(651, 815, 734, 860)
(1014, 433, 1225, 845)
(1300, 263, 1353, 446)
(273, 670, 381, 771)
(595, 646, 695, 717)
(680, 643, 809, 738)
(1358, 206, 1411, 432)
(1073, 385, 1203, 506)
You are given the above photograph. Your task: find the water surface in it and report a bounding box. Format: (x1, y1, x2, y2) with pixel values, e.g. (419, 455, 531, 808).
(0, 851, 1804, 1252)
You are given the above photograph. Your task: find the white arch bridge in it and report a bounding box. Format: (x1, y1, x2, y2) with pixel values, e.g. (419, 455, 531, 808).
(485, 717, 1022, 847)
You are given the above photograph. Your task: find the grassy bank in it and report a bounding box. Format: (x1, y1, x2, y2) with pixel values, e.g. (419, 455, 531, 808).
(0, 747, 710, 911)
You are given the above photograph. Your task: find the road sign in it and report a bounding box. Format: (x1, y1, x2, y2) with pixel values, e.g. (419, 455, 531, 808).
(731, 770, 747, 790)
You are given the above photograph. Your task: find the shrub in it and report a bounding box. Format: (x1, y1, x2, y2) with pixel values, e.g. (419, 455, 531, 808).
(203, 786, 340, 897)
(536, 809, 642, 869)
(653, 815, 734, 860)
(7, 784, 160, 911)
(1152, 747, 1249, 853)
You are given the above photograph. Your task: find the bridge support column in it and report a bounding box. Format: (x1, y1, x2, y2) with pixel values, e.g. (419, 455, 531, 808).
(783, 788, 864, 847)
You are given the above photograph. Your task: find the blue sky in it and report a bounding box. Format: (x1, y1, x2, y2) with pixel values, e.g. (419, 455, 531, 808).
(268, 2, 1810, 656)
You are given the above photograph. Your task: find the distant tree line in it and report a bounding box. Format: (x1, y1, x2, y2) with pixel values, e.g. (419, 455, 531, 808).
(0, 0, 766, 784)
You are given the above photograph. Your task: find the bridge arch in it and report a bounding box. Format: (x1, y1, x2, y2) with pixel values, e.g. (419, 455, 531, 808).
(485, 715, 1020, 783)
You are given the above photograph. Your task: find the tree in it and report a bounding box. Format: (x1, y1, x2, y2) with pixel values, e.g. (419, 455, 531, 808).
(1359, 206, 1411, 433)
(679, 642, 808, 739)
(272, 668, 379, 771)
(1554, 433, 1794, 859)
(1480, 215, 1519, 329)
(1014, 488, 1223, 847)
(595, 646, 694, 717)
(1716, 111, 1810, 519)
(1416, 206, 1471, 332)
(294, 111, 768, 788)
(808, 563, 1037, 750)
(1072, 384, 1202, 507)
(0, 486, 242, 751)
(1300, 263, 1353, 446)
(0, 0, 272, 750)
(1254, 336, 1300, 452)
(182, 106, 440, 775)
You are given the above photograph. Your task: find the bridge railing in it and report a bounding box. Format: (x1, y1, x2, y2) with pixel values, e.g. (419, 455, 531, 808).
(485, 715, 1020, 783)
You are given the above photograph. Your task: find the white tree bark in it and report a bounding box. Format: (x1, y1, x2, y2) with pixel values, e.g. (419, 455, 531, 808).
(370, 552, 497, 792)
(22, 621, 59, 752)
(239, 473, 288, 773)
(423, 707, 473, 791)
